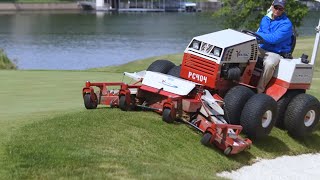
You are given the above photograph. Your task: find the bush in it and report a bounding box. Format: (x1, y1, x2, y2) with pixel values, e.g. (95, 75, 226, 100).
(0, 49, 17, 70)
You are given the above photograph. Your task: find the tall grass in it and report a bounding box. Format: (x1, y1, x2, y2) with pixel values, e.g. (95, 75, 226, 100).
(0, 49, 16, 70)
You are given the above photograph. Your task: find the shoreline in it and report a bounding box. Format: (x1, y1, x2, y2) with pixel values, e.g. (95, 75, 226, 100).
(0, 2, 81, 10)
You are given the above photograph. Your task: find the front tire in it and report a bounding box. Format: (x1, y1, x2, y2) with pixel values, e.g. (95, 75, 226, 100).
(224, 85, 254, 125)
(119, 96, 128, 111)
(240, 94, 277, 139)
(119, 95, 136, 111)
(201, 132, 212, 146)
(284, 94, 320, 138)
(162, 108, 175, 123)
(224, 147, 232, 155)
(84, 93, 98, 109)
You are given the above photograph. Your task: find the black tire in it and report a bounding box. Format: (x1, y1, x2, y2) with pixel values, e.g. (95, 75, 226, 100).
(201, 132, 212, 146)
(167, 65, 181, 77)
(224, 147, 232, 155)
(224, 86, 255, 125)
(147, 60, 175, 74)
(162, 108, 175, 123)
(275, 90, 301, 129)
(119, 96, 127, 111)
(119, 95, 136, 111)
(284, 94, 320, 138)
(240, 94, 277, 139)
(84, 93, 98, 109)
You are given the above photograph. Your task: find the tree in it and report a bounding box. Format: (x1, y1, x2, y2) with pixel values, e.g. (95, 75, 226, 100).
(214, 0, 308, 31)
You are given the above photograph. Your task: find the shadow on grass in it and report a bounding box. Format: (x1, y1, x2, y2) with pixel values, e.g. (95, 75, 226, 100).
(290, 133, 320, 152)
(230, 150, 255, 164)
(202, 143, 255, 164)
(253, 135, 290, 153)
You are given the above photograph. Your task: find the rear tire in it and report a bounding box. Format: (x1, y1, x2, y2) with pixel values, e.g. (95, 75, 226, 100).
(284, 94, 320, 138)
(275, 90, 301, 129)
(162, 108, 175, 123)
(84, 93, 98, 109)
(167, 65, 181, 77)
(147, 60, 175, 74)
(240, 94, 277, 139)
(224, 86, 254, 125)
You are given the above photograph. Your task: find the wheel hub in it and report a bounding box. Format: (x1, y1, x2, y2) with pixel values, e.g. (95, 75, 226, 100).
(304, 110, 316, 127)
(262, 110, 272, 128)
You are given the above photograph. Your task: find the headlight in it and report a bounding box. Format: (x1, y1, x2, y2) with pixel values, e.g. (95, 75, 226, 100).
(211, 47, 222, 57)
(189, 40, 201, 50)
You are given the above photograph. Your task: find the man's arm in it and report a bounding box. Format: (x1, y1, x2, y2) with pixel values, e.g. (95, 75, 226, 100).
(257, 21, 293, 44)
(257, 16, 271, 34)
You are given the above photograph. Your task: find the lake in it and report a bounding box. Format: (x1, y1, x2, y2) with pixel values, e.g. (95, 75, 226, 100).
(0, 11, 319, 70)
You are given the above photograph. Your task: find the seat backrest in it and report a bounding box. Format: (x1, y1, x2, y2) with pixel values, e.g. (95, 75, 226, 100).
(290, 27, 297, 54)
(281, 27, 296, 59)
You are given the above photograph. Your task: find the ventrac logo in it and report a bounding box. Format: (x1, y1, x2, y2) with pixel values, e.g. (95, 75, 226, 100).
(236, 50, 249, 58)
(160, 78, 178, 88)
(188, 72, 208, 83)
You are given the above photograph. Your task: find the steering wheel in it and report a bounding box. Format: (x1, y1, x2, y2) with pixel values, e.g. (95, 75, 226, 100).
(242, 30, 265, 44)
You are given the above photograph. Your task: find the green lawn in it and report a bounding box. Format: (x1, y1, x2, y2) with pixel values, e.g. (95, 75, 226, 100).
(1, 36, 320, 179)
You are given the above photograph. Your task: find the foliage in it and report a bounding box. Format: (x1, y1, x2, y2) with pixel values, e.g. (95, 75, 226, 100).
(214, 0, 308, 30)
(0, 49, 16, 70)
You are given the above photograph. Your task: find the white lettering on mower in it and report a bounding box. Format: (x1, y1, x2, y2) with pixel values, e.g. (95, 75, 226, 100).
(188, 71, 208, 83)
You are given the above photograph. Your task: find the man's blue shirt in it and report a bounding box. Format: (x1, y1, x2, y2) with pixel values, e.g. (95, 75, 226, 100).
(256, 13, 293, 54)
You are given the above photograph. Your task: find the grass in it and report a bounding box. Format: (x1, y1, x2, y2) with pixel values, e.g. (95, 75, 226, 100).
(1, 36, 320, 179)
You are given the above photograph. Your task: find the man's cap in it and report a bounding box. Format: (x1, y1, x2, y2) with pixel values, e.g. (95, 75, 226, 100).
(273, 0, 286, 8)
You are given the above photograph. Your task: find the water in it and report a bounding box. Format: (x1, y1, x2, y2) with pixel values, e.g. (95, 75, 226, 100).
(0, 11, 319, 70)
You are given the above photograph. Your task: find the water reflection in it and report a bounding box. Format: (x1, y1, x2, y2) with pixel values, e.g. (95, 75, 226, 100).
(0, 11, 319, 70)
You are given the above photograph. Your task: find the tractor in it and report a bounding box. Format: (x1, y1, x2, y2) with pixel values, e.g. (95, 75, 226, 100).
(82, 20, 320, 155)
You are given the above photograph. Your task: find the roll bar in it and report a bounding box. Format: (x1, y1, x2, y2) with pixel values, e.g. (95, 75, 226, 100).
(310, 19, 320, 65)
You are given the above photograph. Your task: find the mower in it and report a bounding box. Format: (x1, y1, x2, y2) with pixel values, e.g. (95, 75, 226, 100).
(82, 19, 320, 155)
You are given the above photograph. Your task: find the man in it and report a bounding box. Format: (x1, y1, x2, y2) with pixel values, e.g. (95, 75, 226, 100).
(256, 0, 293, 93)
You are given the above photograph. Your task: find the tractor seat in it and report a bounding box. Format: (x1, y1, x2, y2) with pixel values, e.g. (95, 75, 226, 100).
(253, 28, 296, 85)
(280, 28, 297, 59)
(256, 28, 296, 68)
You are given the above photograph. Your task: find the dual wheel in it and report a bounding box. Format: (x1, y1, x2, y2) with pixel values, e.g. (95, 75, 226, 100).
(224, 86, 277, 139)
(224, 85, 320, 139)
(147, 59, 181, 77)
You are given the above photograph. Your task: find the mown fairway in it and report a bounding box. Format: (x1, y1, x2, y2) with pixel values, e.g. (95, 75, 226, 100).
(1, 37, 320, 179)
